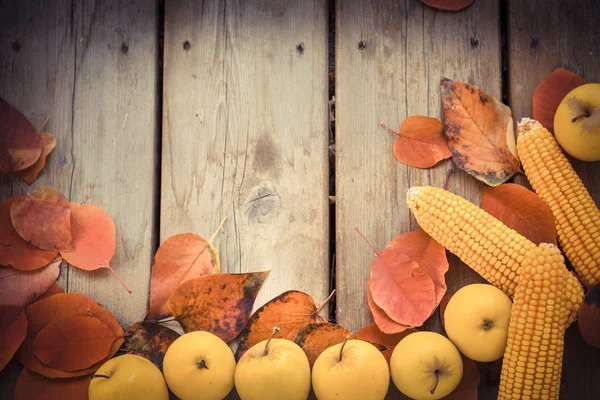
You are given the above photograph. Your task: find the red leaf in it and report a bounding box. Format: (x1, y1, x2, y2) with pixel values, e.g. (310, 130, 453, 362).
(0, 97, 42, 172)
(33, 316, 118, 372)
(0, 310, 27, 372)
(0, 197, 58, 271)
(366, 277, 412, 334)
(356, 323, 417, 363)
(533, 68, 587, 132)
(441, 355, 480, 399)
(441, 79, 520, 186)
(147, 233, 219, 320)
(14, 369, 89, 400)
(482, 183, 557, 245)
(420, 0, 474, 11)
(294, 323, 356, 367)
(385, 116, 451, 168)
(10, 187, 72, 251)
(19, 133, 57, 184)
(39, 282, 65, 300)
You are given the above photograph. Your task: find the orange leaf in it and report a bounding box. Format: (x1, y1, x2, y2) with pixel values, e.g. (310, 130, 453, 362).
(441, 355, 480, 399)
(123, 322, 180, 371)
(60, 203, 130, 292)
(168, 271, 270, 342)
(0, 197, 58, 271)
(39, 282, 65, 300)
(33, 316, 118, 372)
(533, 68, 587, 132)
(14, 369, 89, 400)
(387, 116, 451, 168)
(0, 310, 27, 372)
(294, 323, 356, 367)
(17, 292, 124, 378)
(356, 323, 417, 363)
(10, 187, 72, 251)
(420, 0, 474, 11)
(482, 183, 557, 245)
(366, 277, 412, 334)
(441, 79, 520, 186)
(0, 97, 42, 172)
(235, 290, 327, 360)
(147, 233, 219, 320)
(370, 255, 436, 326)
(380, 230, 449, 304)
(19, 133, 57, 184)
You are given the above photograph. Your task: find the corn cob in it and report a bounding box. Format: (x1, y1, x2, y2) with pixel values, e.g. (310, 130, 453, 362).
(406, 185, 583, 326)
(517, 118, 600, 287)
(498, 243, 567, 400)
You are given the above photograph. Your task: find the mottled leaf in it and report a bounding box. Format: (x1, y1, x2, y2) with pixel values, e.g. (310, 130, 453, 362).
(14, 369, 89, 400)
(0, 97, 42, 172)
(20, 133, 57, 184)
(0, 310, 27, 372)
(123, 322, 180, 370)
(294, 323, 356, 367)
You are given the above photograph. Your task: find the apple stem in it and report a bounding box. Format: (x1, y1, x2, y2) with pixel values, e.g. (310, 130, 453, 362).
(209, 217, 228, 243)
(89, 374, 110, 380)
(483, 320, 493, 330)
(354, 228, 380, 256)
(379, 121, 400, 136)
(265, 327, 281, 356)
(339, 335, 351, 362)
(571, 112, 591, 123)
(105, 265, 132, 293)
(430, 370, 440, 395)
(197, 359, 209, 370)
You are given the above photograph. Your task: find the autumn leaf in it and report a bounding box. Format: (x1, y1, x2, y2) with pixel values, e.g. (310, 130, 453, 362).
(420, 0, 474, 11)
(533, 68, 587, 132)
(366, 278, 412, 334)
(0, 97, 42, 172)
(380, 230, 449, 304)
(441, 79, 520, 186)
(382, 116, 451, 168)
(123, 322, 180, 370)
(13, 369, 89, 400)
(294, 323, 356, 367)
(147, 232, 220, 321)
(441, 355, 480, 399)
(39, 282, 65, 300)
(482, 183, 557, 245)
(235, 290, 329, 360)
(0, 310, 27, 372)
(17, 292, 123, 378)
(439, 292, 454, 331)
(168, 271, 270, 342)
(356, 323, 417, 363)
(10, 187, 72, 251)
(19, 133, 57, 185)
(60, 203, 130, 292)
(0, 197, 58, 271)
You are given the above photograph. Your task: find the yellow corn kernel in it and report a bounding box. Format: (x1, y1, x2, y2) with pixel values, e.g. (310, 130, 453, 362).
(407, 186, 583, 326)
(498, 243, 568, 400)
(517, 118, 600, 287)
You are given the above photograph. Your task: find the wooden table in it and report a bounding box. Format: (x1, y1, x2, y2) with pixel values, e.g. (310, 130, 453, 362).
(1, 0, 598, 398)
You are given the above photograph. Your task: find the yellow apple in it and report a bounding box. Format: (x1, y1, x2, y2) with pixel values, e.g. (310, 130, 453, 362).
(312, 338, 389, 400)
(554, 83, 600, 161)
(444, 283, 512, 362)
(390, 331, 462, 400)
(162, 331, 236, 400)
(88, 354, 168, 400)
(234, 331, 311, 400)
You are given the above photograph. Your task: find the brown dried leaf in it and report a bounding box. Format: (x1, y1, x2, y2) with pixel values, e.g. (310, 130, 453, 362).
(123, 322, 180, 370)
(19, 133, 57, 184)
(0, 97, 42, 172)
(356, 323, 417, 363)
(168, 271, 270, 342)
(14, 369, 89, 400)
(294, 323, 356, 367)
(0, 310, 27, 372)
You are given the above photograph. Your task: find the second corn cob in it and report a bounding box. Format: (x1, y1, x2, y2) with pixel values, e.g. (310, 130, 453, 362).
(406, 185, 583, 326)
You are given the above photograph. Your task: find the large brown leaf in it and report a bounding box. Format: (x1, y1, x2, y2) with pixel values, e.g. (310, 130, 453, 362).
(10, 187, 72, 251)
(441, 79, 520, 186)
(168, 271, 270, 342)
(356, 323, 417, 364)
(235, 290, 327, 360)
(147, 233, 219, 320)
(0, 310, 27, 372)
(0, 197, 58, 271)
(0, 97, 42, 172)
(19, 132, 57, 184)
(13, 369, 89, 400)
(482, 183, 557, 245)
(441, 355, 480, 400)
(533, 68, 587, 132)
(366, 278, 412, 334)
(294, 323, 356, 367)
(123, 322, 180, 371)
(17, 292, 124, 378)
(33, 316, 118, 372)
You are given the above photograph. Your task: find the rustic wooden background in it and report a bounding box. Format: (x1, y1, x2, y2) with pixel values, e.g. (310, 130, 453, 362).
(1, 0, 598, 398)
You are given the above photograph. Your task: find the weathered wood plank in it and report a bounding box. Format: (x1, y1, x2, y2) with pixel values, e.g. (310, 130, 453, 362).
(508, 1, 600, 398)
(162, 0, 329, 318)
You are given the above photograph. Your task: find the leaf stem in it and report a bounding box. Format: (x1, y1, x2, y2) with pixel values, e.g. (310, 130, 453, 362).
(15, 178, 31, 193)
(339, 335, 351, 362)
(354, 228, 380, 256)
(444, 166, 455, 191)
(379, 121, 400, 136)
(315, 289, 336, 315)
(264, 327, 280, 356)
(209, 217, 228, 243)
(157, 315, 176, 324)
(40, 117, 50, 132)
(106, 265, 131, 293)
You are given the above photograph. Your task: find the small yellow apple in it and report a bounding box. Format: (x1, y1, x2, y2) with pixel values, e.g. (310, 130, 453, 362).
(312, 338, 389, 400)
(554, 83, 600, 161)
(88, 354, 168, 400)
(390, 331, 462, 400)
(444, 283, 512, 362)
(163, 331, 236, 400)
(235, 328, 311, 400)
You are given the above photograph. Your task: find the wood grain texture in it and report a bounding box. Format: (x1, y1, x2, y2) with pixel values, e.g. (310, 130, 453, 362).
(162, 0, 329, 315)
(508, 1, 600, 398)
